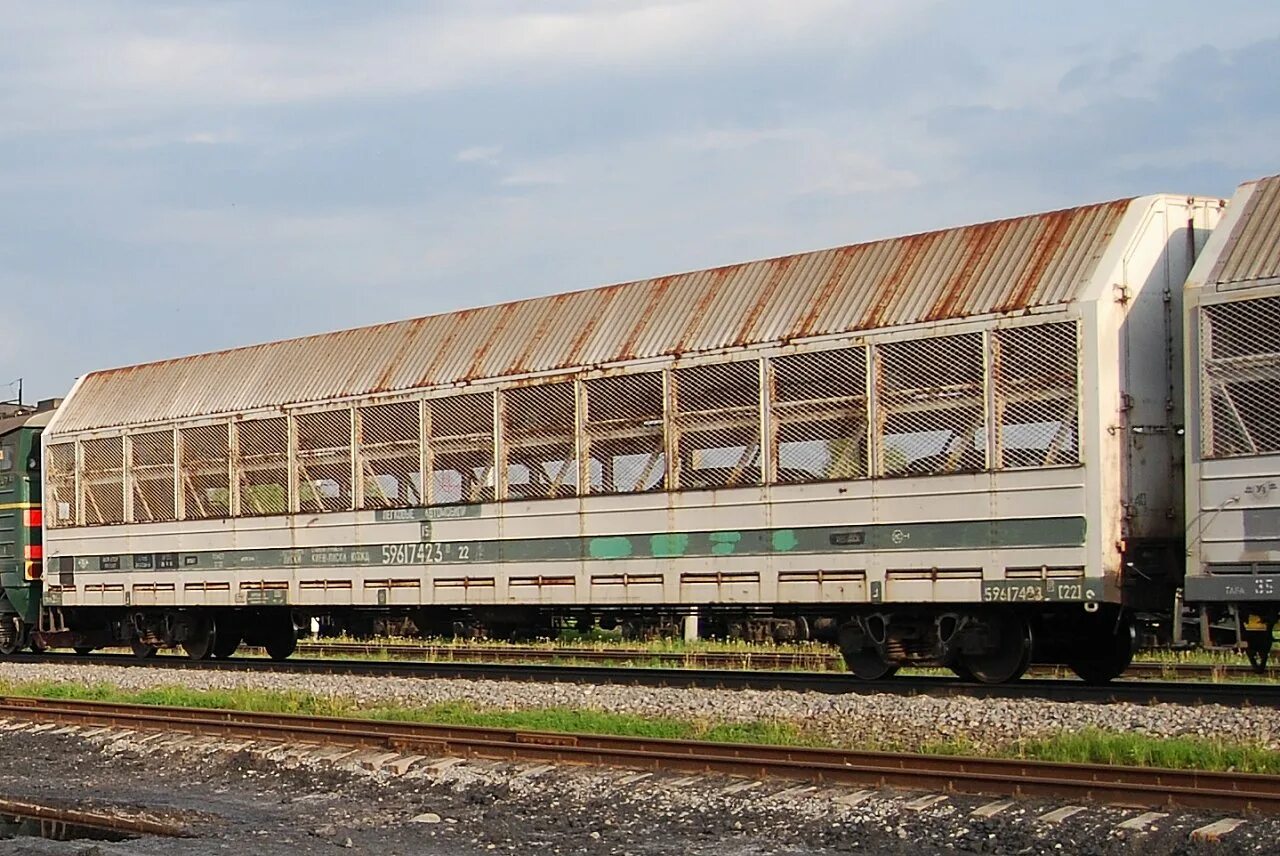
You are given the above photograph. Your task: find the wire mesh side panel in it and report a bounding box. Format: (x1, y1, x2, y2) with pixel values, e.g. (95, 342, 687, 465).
(44, 442, 77, 528)
(584, 372, 666, 494)
(1201, 296, 1280, 458)
(502, 382, 578, 500)
(428, 392, 494, 505)
(180, 424, 230, 519)
(995, 322, 1080, 468)
(130, 430, 176, 523)
(296, 409, 353, 513)
(236, 417, 289, 516)
(359, 401, 422, 509)
(770, 347, 868, 483)
(673, 361, 761, 489)
(877, 333, 985, 476)
(80, 437, 125, 525)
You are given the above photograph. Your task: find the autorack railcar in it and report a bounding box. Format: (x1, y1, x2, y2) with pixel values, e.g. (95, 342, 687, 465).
(1183, 174, 1280, 668)
(33, 191, 1225, 682)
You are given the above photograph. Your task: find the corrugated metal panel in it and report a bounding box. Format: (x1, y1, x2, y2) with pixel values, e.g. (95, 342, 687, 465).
(51, 198, 1133, 435)
(1211, 174, 1280, 286)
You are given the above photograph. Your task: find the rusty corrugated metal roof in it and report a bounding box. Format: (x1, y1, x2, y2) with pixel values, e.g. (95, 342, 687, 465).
(1209, 174, 1280, 287)
(50, 198, 1134, 435)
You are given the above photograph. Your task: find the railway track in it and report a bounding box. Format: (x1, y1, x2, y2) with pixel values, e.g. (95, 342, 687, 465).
(1, 694, 1277, 814)
(20, 651, 1280, 707)
(292, 640, 1280, 681)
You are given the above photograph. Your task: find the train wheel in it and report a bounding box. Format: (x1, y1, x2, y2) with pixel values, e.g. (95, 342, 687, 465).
(264, 623, 297, 661)
(181, 617, 215, 660)
(958, 616, 1032, 684)
(841, 647, 898, 680)
(213, 630, 242, 659)
(1068, 614, 1135, 684)
(837, 622, 897, 680)
(73, 646, 95, 656)
(948, 662, 977, 682)
(130, 639, 158, 659)
(0, 617, 26, 656)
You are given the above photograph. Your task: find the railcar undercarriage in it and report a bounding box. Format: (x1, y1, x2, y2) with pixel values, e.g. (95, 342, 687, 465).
(5, 601, 1147, 685)
(834, 604, 1137, 684)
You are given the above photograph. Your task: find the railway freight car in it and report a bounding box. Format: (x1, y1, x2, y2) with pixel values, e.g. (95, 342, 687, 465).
(37, 193, 1223, 682)
(1183, 174, 1280, 669)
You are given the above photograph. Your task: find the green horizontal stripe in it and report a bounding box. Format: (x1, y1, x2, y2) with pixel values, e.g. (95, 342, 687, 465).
(54, 516, 1085, 575)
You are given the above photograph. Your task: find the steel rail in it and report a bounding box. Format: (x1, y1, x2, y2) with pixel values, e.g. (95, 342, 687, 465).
(13, 651, 1280, 708)
(0, 797, 189, 838)
(2, 695, 1277, 814)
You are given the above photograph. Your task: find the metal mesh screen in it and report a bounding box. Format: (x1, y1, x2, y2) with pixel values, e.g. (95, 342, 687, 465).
(1201, 296, 1280, 457)
(427, 392, 494, 504)
(81, 436, 125, 525)
(44, 442, 76, 528)
(877, 333, 985, 476)
(770, 347, 868, 482)
(130, 430, 176, 523)
(180, 423, 230, 520)
(584, 372, 666, 494)
(995, 322, 1080, 468)
(296, 409, 352, 512)
(359, 401, 421, 509)
(503, 382, 578, 500)
(673, 361, 761, 489)
(237, 417, 289, 516)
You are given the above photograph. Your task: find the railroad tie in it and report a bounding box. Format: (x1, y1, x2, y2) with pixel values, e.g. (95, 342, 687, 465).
(1190, 818, 1246, 843)
(1037, 806, 1086, 824)
(1116, 811, 1167, 833)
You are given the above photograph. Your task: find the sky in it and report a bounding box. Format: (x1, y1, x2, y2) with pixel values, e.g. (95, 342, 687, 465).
(2, 0, 1279, 402)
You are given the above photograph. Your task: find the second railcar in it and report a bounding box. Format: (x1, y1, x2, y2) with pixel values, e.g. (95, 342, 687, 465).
(1184, 174, 1280, 669)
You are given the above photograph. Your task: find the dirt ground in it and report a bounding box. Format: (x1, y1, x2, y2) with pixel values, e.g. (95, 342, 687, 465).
(0, 728, 1271, 855)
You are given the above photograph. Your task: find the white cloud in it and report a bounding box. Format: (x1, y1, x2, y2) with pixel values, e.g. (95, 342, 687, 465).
(0, 1, 924, 129)
(499, 168, 567, 187)
(456, 145, 503, 164)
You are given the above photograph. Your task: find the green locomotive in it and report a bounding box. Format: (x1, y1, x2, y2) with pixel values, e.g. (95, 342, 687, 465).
(0, 402, 57, 653)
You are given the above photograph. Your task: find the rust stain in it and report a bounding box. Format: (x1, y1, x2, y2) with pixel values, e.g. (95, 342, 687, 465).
(735, 256, 796, 345)
(674, 267, 733, 353)
(562, 286, 617, 368)
(860, 232, 935, 329)
(790, 245, 861, 339)
(926, 219, 1009, 321)
(417, 310, 471, 387)
(1003, 208, 1075, 312)
(464, 303, 520, 381)
(506, 293, 570, 376)
(371, 317, 427, 394)
(616, 276, 675, 361)
(998, 202, 1121, 312)
(999, 208, 1077, 313)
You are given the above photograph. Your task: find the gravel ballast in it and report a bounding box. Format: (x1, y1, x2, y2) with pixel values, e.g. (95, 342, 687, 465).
(1, 661, 1276, 751)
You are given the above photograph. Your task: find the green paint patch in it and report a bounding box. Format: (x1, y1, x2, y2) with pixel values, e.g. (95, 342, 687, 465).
(709, 531, 742, 555)
(649, 533, 690, 558)
(771, 530, 799, 552)
(588, 537, 633, 560)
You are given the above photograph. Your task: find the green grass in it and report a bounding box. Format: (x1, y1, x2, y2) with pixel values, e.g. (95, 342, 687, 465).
(2, 678, 1276, 774)
(1001, 729, 1280, 775)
